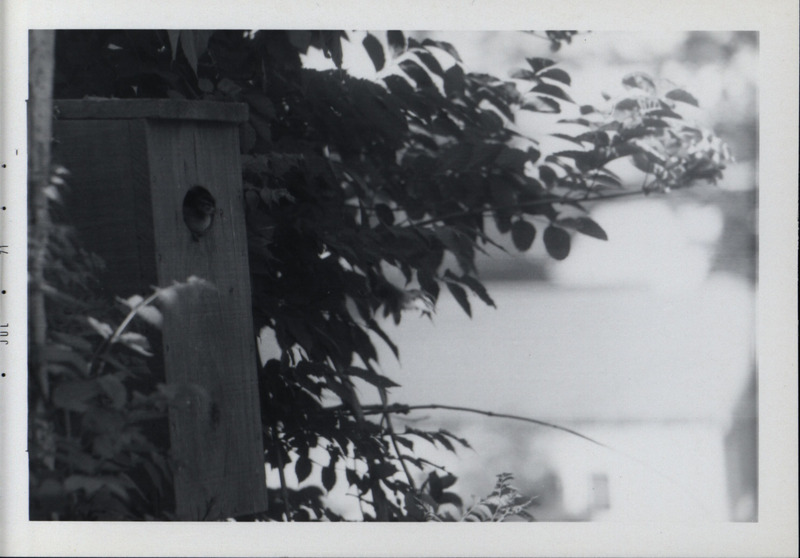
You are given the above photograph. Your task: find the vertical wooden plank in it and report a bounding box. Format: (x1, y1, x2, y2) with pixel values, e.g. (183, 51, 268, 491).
(52, 119, 157, 297)
(144, 119, 268, 520)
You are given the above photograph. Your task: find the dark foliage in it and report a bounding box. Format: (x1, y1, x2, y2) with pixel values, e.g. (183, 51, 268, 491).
(32, 30, 731, 520)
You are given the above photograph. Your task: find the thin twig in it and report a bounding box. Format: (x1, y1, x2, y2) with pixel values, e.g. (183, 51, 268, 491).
(323, 402, 611, 450)
(272, 427, 293, 521)
(377, 387, 416, 489)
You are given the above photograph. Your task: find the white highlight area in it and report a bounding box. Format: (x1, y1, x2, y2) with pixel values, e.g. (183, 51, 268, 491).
(551, 199, 725, 293)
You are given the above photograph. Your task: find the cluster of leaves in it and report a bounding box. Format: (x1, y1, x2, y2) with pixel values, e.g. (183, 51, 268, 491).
(547, 71, 734, 197)
(28, 168, 177, 520)
(459, 473, 534, 522)
(49, 29, 732, 520)
(405, 472, 532, 522)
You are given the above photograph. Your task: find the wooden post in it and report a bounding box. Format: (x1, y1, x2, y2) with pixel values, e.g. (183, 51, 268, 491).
(53, 99, 268, 520)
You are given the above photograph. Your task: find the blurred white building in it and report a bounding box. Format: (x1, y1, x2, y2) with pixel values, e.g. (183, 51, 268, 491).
(366, 195, 756, 522)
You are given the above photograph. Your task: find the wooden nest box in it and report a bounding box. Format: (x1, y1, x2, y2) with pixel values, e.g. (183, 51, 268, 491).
(53, 99, 268, 520)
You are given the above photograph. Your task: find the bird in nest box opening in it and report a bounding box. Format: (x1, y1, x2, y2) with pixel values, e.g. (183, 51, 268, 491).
(182, 185, 216, 241)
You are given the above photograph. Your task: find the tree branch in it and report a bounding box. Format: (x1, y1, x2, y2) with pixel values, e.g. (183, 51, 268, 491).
(399, 190, 645, 229)
(324, 402, 611, 450)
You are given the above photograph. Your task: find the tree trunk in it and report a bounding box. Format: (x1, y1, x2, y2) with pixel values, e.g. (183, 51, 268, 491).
(28, 30, 55, 399)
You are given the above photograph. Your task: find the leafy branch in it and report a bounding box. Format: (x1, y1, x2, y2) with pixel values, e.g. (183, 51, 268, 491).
(89, 290, 160, 376)
(401, 189, 645, 229)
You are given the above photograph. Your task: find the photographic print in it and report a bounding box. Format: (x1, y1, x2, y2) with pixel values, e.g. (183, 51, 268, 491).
(2, 1, 797, 556)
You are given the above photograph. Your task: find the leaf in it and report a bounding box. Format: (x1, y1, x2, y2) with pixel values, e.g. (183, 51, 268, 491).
(520, 96, 560, 113)
(362, 33, 385, 72)
(387, 31, 406, 55)
(167, 30, 180, 61)
(346, 366, 400, 389)
(417, 271, 440, 303)
(439, 473, 457, 489)
(665, 88, 699, 107)
(432, 432, 455, 452)
(494, 146, 531, 173)
(42, 345, 89, 375)
(472, 503, 494, 520)
(443, 64, 465, 98)
(321, 464, 337, 491)
(97, 374, 128, 408)
(399, 59, 435, 89)
(413, 49, 445, 77)
(117, 332, 154, 357)
(287, 30, 312, 52)
(585, 171, 622, 189)
(511, 220, 537, 252)
(438, 491, 463, 508)
(543, 225, 571, 260)
(87, 316, 114, 339)
(394, 436, 414, 451)
(421, 38, 462, 62)
(428, 471, 443, 500)
(194, 30, 213, 53)
(538, 165, 558, 187)
(439, 428, 471, 449)
(444, 270, 495, 308)
(531, 83, 573, 103)
(322, 31, 344, 68)
(50, 331, 93, 352)
(458, 274, 495, 308)
(526, 57, 555, 73)
(510, 68, 538, 81)
(373, 461, 398, 479)
(558, 216, 608, 240)
(494, 210, 512, 234)
(135, 304, 164, 329)
(446, 282, 471, 317)
(622, 71, 656, 94)
(477, 88, 515, 122)
(432, 113, 461, 137)
(374, 203, 395, 226)
(180, 30, 199, 74)
(295, 454, 313, 483)
(404, 491, 428, 520)
(368, 319, 399, 359)
(52, 380, 100, 412)
(551, 133, 587, 147)
(539, 67, 571, 85)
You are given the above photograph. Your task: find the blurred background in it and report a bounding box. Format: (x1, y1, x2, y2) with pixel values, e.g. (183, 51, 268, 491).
(266, 31, 758, 521)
